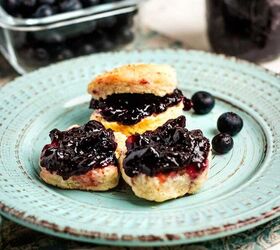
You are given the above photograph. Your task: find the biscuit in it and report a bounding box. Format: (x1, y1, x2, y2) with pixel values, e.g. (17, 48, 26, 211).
(119, 153, 211, 202)
(40, 164, 119, 191)
(39, 122, 126, 191)
(88, 64, 177, 99)
(118, 116, 211, 202)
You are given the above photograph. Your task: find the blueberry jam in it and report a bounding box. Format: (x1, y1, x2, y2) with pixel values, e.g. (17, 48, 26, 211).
(90, 89, 186, 125)
(40, 120, 117, 180)
(123, 116, 210, 178)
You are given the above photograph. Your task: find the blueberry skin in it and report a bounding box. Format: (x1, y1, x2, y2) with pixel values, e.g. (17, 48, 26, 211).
(45, 32, 64, 43)
(101, 39, 114, 51)
(33, 47, 50, 62)
(191, 91, 215, 114)
(33, 5, 55, 18)
(79, 44, 96, 54)
(217, 112, 243, 136)
(57, 48, 74, 61)
(59, 0, 82, 12)
(212, 133, 234, 154)
(119, 28, 134, 43)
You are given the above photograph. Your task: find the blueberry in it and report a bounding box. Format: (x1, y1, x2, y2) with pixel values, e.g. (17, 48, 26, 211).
(57, 48, 74, 60)
(79, 43, 96, 54)
(217, 112, 243, 136)
(31, 31, 64, 45)
(81, 0, 100, 7)
(33, 5, 55, 18)
(101, 39, 114, 51)
(33, 47, 50, 62)
(20, 0, 37, 16)
(3, 0, 20, 15)
(59, 0, 82, 12)
(118, 28, 134, 44)
(45, 32, 64, 43)
(212, 133, 233, 154)
(191, 91, 215, 114)
(92, 30, 108, 49)
(21, 0, 37, 8)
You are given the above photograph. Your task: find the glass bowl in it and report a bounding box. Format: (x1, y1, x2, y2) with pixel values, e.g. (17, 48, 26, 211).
(0, 0, 139, 74)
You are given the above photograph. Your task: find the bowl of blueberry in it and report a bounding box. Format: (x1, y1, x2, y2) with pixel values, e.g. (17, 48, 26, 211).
(0, 0, 139, 73)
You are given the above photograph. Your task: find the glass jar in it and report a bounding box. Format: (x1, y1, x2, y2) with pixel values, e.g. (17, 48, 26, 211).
(206, 0, 280, 62)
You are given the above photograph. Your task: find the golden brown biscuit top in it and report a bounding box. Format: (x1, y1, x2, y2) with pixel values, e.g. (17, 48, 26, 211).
(87, 64, 177, 99)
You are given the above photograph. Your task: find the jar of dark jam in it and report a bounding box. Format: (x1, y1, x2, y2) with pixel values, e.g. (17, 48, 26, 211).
(206, 0, 280, 62)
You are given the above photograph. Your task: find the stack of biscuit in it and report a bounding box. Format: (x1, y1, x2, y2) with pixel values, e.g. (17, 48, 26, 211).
(88, 64, 185, 136)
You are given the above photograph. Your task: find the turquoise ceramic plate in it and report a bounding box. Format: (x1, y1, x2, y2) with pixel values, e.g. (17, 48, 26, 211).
(0, 49, 279, 246)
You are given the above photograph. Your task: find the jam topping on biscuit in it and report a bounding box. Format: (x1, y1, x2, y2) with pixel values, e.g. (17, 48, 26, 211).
(123, 116, 210, 178)
(90, 88, 185, 125)
(40, 120, 117, 180)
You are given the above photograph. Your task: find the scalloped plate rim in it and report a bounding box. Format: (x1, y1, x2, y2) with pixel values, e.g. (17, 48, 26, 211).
(1, 210, 280, 247)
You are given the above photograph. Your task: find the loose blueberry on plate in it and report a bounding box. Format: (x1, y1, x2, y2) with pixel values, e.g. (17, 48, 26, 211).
(217, 112, 243, 136)
(212, 133, 234, 154)
(191, 91, 215, 114)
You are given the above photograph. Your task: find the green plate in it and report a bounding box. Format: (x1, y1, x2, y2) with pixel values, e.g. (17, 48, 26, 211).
(0, 49, 279, 246)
